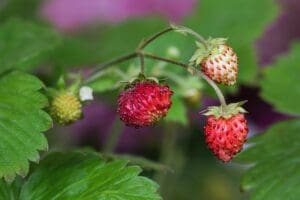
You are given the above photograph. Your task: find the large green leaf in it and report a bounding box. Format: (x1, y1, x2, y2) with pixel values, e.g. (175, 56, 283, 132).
(19, 151, 161, 200)
(0, 19, 60, 73)
(261, 44, 300, 116)
(0, 71, 52, 182)
(187, 0, 278, 84)
(236, 120, 300, 200)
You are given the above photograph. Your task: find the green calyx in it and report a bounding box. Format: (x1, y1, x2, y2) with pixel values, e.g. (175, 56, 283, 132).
(203, 101, 248, 119)
(189, 37, 227, 66)
(45, 75, 82, 99)
(124, 73, 162, 90)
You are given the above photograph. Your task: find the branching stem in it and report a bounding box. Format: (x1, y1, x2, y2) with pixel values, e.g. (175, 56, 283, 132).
(142, 52, 227, 106)
(85, 52, 137, 83)
(84, 26, 227, 106)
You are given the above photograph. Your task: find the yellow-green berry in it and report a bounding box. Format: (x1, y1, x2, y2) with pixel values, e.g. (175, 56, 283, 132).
(50, 93, 82, 125)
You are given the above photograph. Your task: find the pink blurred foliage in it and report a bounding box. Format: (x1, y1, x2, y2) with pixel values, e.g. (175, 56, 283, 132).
(40, 0, 196, 32)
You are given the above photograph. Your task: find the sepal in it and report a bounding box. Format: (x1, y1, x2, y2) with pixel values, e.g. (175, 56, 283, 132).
(202, 100, 247, 119)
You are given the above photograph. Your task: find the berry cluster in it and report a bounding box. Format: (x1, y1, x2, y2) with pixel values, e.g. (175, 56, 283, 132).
(49, 25, 248, 163)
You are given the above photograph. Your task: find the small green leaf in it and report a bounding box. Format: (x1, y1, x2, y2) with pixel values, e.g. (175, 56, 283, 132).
(261, 43, 300, 116)
(165, 96, 188, 126)
(0, 71, 52, 182)
(20, 151, 162, 200)
(236, 120, 300, 200)
(0, 19, 60, 73)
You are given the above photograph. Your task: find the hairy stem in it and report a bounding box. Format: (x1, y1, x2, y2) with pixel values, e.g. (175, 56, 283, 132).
(139, 53, 145, 74)
(85, 26, 226, 106)
(84, 52, 137, 84)
(102, 153, 173, 173)
(172, 24, 208, 48)
(138, 27, 173, 50)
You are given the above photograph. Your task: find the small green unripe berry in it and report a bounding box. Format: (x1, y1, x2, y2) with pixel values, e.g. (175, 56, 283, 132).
(50, 93, 82, 125)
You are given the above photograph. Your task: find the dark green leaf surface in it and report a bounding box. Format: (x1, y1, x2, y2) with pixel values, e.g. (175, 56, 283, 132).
(187, 0, 278, 84)
(0, 71, 52, 182)
(0, 19, 60, 73)
(20, 151, 161, 200)
(261, 44, 300, 116)
(236, 120, 300, 200)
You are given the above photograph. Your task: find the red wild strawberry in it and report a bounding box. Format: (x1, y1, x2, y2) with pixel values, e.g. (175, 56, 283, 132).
(190, 38, 238, 85)
(203, 101, 248, 162)
(117, 79, 173, 128)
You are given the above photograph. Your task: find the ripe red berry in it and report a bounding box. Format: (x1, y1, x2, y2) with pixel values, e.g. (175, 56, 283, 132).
(201, 44, 238, 85)
(202, 101, 248, 162)
(117, 80, 173, 128)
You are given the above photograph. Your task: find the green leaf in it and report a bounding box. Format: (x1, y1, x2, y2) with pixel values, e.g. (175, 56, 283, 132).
(236, 120, 300, 200)
(164, 96, 188, 126)
(0, 71, 52, 182)
(187, 0, 278, 84)
(0, 19, 60, 73)
(20, 151, 162, 200)
(260, 44, 300, 116)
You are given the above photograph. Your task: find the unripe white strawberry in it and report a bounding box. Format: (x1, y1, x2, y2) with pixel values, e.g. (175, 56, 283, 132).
(190, 38, 238, 85)
(201, 44, 238, 85)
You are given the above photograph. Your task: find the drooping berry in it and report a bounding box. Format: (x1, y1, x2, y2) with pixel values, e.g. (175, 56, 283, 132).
(203, 101, 248, 162)
(117, 80, 173, 128)
(189, 38, 238, 85)
(50, 93, 82, 125)
(201, 44, 238, 85)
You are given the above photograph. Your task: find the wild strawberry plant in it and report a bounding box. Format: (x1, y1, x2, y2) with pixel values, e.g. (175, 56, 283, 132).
(2, 0, 300, 199)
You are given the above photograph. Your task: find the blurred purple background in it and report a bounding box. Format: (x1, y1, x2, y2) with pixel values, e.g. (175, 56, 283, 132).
(41, 0, 196, 32)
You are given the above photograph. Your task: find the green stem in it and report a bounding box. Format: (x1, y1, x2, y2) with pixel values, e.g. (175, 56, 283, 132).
(172, 24, 208, 48)
(138, 27, 173, 50)
(103, 118, 123, 153)
(84, 26, 226, 106)
(139, 53, 145, 74)
(84, 52, 137, 84)
(154, 125, 183, 198)
(102, 153, 173, 173)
